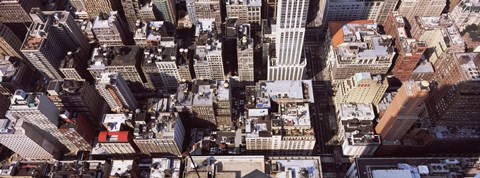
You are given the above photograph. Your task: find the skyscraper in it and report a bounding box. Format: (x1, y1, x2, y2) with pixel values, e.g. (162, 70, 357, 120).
(153, 0, 176, 25)
(397, 0, 447, 23)
(120, 0, 141, 32)
(95, 73, 137, 112)
(237, 24, 255, 82)
(268, 0, 310, 80)
(375, 81, 430, 142)
(384, 12, 428, 82)
(335, 73, 389, 106)
(193, 0, 222, 32)
(82, 0, 114, 19)
(0, 0, 42, 23)
(0, 23, 23, 59)
(92, 11, 131, 46)
(325, 0, 398, 24)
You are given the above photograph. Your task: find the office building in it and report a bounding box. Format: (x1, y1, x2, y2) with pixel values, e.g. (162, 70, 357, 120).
(0, 24, 23, 59)
(150, 158, 181, 178)
(133, 112, 185, 156)
(44, 11, 90, 57)
(49, 160, 111, 177)
(92, 11, 130, 46)
(146, 21, 168, 47)
(6, 90, 79, 154)
(0, 56, 38, 93)
(410, 60, 435, 81)
(450, 0, 480, 31)
(102, 113, 133, 132)
(191, 80, 216, 126)
(82, 0, 114, 19)
(59, 51, 93, 82)
(46, 80, 110, 127)
(335, 73, 388, 106)
(184, 156, 267, 178)
(325, 0, 398, 24)
(139, 2, 156, 22)
(142, 39, 181, 93)
(375, 81, 429, 142)
(384, 12, 428, 82)
(194, 19, 225, 80)
(58, 111, 95, 151)
(121, 0, 141, 32)
(91, 131, 137, 156)
(244, 80, 315, 156)
(337, 103, 380, 156)
(213, 80, 232, 128)
(225, 0, 262, 25)
(410, 15, 465, 66)
(397, 0, 447, 23)
(96, 73, 137, 112)
(88, 45, 148, 93)
(346, 157, 480, 178)
(237, 24, 255, 82)
(427, 52, 480, 126)
(463, 30, 480, 52)
(0, 0, 42, 23)
(192, 0, 222, 32)
(153, 0, 176, 25)
(267, 0, 309, 80)
(0, 118, 62, 160)
(326, 20, 395, 83)
(21, 14, 69, 80)
(110, 160, 140, 177)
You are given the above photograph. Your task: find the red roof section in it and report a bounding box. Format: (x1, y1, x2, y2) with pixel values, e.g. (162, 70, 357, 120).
(328, 20, 375, 49)
(98, 131, 129, 142)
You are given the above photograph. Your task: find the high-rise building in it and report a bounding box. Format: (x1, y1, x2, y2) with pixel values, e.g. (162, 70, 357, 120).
(6, 90, 79, 155)
(121, 0, 141, 32)
(95, 73, 137, 112)
(185, 0, 196, 25)
(410, 15, 465, 66)
(213, 80, 232, 128)
(325, 0, 398, 24)
(44, 11, 90, 57)
(326, 20, 395, 83)
(81, 0, 114, 19)
(46, 80, 110, 127)
(142, 39, 181, 93)
(375, 81, 430, 142)
(59, 51, 94, 82)
(244, 80, 315, 156)
(21, 16, 69, 80)
(0, 23, 23, 59)
(153, 0, 176, 25)
(427, 52, 480, 126)
(91, 131, 137, 156)
(237, 24, 254, 82)
(92, 11, 131, 46)
(0, 56, 38, 93)
(450, 0, 480, 31)
(267, 0, 309, 80)
(397, 0, 447, 23)
(68, 0, 89, 19)
(88, 45, 148, 93)
(133, 112, 185, 156)
(225, 0, 262, 25)
(194, 19, 225, 80)
(139, 2, 156, 22)
(384, 12, 428, 82)
(337, 103, 380, 156)
(58, 111, 96, 151)
(193, 0, 222, 32)
(335, 73, 388, 106)
(0, 0, 42, 23)
(0, 118, 63, 160)
(191, 80, 216, 126)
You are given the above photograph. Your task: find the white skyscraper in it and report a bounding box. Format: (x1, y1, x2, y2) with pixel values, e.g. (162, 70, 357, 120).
(268, 0, 309, 80)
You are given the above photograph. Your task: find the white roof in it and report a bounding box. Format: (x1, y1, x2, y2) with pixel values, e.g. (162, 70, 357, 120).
(372, 169, 414, 178)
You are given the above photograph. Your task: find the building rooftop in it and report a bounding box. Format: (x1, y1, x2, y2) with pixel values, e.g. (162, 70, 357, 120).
(454, 52, 480, 80)
(412, 60, 435, 73)
(257, 80, 314, 104)
(344, 131, 381, 145)
(175, 83, 194, 106)
(143, 44, 177, 66)
(150, 158, 181, 178)
(133, 112, 180, 140)
(52, 160, 111, 177)
(214, 80, 230, 101)
(134, 20, 147, 40)
(98, 131, 129, 143)
(102, 113, 133, 131)
(350, 157, 480, 178)
(147, 21, 165, 41)
(432, 125, 480, 139)
(184, 156, 266, 178)
(269, 157, 322, 178)
(9, 90, 47, 110)
(338, 103, 375, 121)
(89, 46, 141, 69)
(92, 12, 118, 29)
(225, 0, 262, 6)
(237, 24, 254, 50)
(192, 82, 213, 106)
(21, 22, 48, 51)
(110, 160, 135, 177)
